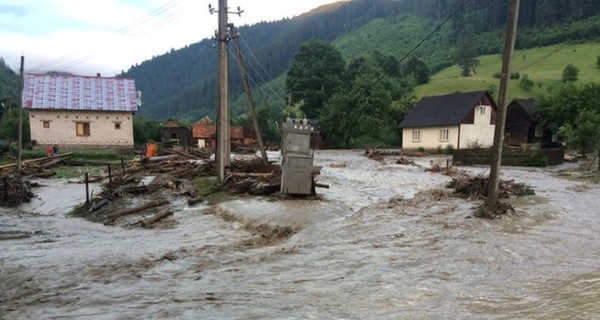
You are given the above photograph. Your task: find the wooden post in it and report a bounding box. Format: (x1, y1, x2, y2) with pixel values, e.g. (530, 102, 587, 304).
(121, 156, 125, 173)
(485, 0, 520, 215)
(2, 176, 7, 202)
(85, 172, 89, 205)
(17, 56, 24, 173)
(107, 164, 112, 185)
(231, 32, 269, 165)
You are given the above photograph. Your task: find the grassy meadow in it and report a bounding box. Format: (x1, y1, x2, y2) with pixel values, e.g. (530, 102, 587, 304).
(415, 42, 600, 100)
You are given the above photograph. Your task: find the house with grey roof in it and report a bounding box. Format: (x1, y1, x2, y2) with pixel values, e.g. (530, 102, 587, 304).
(22, 73, 138, 149)
(400, 91, 497, 150)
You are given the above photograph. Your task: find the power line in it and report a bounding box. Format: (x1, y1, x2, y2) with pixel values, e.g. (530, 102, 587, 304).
(234, 37, 287, 103)
(352, 0, 474, 99)
(227, 44, 286, 113)
(239, 35, 287, 95)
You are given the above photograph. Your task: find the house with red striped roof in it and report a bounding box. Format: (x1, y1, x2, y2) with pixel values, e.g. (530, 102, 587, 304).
(22, 73, 139, 149)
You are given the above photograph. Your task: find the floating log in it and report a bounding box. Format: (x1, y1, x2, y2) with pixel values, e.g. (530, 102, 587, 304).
(139, 209, 173, 227)
(104, 199, 169, 224)
(147, 155, 179, 162)
(88, 199, 110, 212)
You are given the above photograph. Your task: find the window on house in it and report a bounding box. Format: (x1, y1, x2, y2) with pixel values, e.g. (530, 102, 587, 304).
(534, 124, 543, 137)
(439, 129, 449, 141)
(114, 122, 121, 130)
(412, 130, 421, 142)
(76, 122, 91, 136)
(479, 106, 486, 115)
(43, 121, 50, 128)
(171, 132, 177, 139)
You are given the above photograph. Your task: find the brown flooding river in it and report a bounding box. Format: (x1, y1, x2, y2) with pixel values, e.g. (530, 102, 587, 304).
(1, 150, 599, 319)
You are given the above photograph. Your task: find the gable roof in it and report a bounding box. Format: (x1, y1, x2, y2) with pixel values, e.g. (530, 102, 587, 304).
(192, 124, 216, 139)
(400, 91, 494, 128)
(22, 73, 138, 112)
(191, 124, 244, 140)
(163, 119, 186, 128)
(510, 98, 536, 120)
(193, 116, 214, 126)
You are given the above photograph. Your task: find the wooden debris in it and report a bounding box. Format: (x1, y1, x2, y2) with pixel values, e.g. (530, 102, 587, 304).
(138, 209, 173, 227)
(396, 156, 415, 165)
(103, 199, 169, 224)
(446, 175, 535, 200)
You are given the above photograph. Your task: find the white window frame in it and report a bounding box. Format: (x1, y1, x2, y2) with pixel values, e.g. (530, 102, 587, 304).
(412, 130, 421, 142)
(439, 129, 449, 142)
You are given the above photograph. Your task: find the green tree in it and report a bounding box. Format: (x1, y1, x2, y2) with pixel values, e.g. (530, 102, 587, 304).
(319, 58, 393, 147)
(403, 57, 430, 85)
(0, 108, 30, 144)
(133, 116, 162, 144)
(562, 64, 579, 83)
(559, 110, 600, 155)
(391, 95, 417, 138)
(285, 39, 346, 119)
(536, 83, 600, 154)
(519, 74, 534, 91)
(454, 25, 480, 77)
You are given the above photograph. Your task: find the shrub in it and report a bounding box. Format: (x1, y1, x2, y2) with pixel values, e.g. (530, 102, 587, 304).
(510, 72, 521, 80)
(445, 144, 455, 154)
(562, 64, 579, 83)
(519, 74, 534, 91)
(493, 72, 501, 79)
(417, 147, 425, 152)
(524, 156, 548, 167)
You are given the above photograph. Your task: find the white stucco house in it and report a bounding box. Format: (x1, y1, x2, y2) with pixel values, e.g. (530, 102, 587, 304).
(400, 91, 497, 150)
(22, 73, 139, 149)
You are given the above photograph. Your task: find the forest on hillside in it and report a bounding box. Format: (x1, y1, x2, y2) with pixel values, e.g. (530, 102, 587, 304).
(121, 0, 600, 122)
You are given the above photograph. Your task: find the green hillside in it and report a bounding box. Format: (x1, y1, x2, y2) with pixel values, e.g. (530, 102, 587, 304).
(415, 42, 600, 100)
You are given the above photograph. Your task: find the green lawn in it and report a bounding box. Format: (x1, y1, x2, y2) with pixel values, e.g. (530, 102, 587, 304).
(415, 42, 600, 100)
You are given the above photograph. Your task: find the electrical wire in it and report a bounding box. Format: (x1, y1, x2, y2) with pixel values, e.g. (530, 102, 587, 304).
(227, 43, 286, 114)
(352, 0, 474, 99)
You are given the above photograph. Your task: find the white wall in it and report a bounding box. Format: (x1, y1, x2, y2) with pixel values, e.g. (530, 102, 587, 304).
(458, 104, 495, 148)
(29, 110, 134, 147)
(402, 126, 459, 150)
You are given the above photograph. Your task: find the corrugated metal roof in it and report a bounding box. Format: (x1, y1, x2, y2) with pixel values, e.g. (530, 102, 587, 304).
(400, 91, 492, 128)
(22, 73, 138, 112)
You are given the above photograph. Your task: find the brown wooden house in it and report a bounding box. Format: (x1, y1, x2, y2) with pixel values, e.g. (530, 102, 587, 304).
(191, 116, 244, 149)
(162, 119, 192, 146)
(505, 99, 554, 146)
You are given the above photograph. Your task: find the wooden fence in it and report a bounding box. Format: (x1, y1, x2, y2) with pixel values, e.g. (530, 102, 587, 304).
(452, 147, 564, 167)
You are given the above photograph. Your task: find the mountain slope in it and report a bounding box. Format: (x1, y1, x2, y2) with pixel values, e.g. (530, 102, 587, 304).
(123, 0, 600, 120)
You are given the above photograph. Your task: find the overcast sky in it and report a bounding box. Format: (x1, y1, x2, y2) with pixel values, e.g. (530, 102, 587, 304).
(0, 0, 342, 76)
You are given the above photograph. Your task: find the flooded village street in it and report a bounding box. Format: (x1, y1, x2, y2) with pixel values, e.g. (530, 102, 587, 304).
(1, 150, 599, 319)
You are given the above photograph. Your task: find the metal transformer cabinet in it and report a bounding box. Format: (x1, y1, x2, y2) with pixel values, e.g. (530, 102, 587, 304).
(280, 118, 315, 195)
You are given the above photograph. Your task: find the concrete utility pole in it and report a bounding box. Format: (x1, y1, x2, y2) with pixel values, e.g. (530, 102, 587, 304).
(215, 0, 230, 182)
(485, 0, 521, 214)
(17, 56, 24, 173)
(231, 27, 269, 166)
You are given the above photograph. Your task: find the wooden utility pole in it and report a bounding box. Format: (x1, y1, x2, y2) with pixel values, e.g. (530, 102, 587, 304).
(17, 56, 24, 173)
(485, 0, 521, 215)
(231, 27, 269, 165)
(215, 0, 230, 182)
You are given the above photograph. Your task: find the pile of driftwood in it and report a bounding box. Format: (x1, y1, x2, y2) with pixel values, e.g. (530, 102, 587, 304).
(0, 175, 35, 207)
(0, 153, 73, 179)
(82, 148, 285, 227)
(446, 175, 535, 200)
(221, 158, 281, 196)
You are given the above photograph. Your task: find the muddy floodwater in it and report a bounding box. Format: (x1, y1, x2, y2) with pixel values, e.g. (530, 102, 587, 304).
(1, 150, 599, 319)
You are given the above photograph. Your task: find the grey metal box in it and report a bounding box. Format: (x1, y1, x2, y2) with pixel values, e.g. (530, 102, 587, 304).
(281, 155, 313, 195)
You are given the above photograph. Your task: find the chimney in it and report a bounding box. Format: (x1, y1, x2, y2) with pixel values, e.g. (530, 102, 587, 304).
(96, 73, 101, 77)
